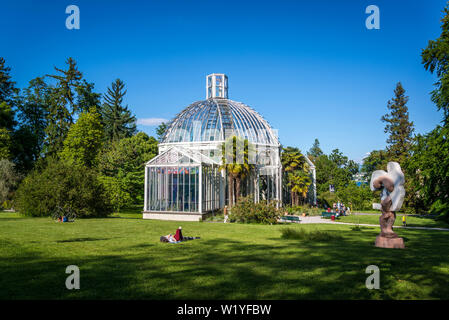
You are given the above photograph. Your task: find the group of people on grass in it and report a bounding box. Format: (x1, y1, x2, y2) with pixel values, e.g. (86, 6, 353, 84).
(326, 201, 350, 217)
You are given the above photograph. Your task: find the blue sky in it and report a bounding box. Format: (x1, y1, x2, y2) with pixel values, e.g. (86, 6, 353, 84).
(0, 0, 445, 162)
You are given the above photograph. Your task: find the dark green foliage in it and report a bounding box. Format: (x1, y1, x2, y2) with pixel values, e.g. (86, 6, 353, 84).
(15, 157, 112, 217)
(0, 102, 15, 159)
(44, 57, 97, 156)
(335, 182, 373, 211)
(280, 228, 343, 241)
(422, 4, 449, 125)
(12, 77, 50, 171)
(0, 159, 20, 208)
(0, 57, 17, 104)
(405, 125, 449, 221)
(361, 149, 388, 180)
(75, 80, 101, 113)
(230, 196, 280, 224)
(156, 122, 167, 141)
(399, 4, 449, 217)
(59, 108, 104, 168)
(314, 153, 352, 194)
(98, 132, 158, 205)
(308, 138, 323, 157)
(381, 82, 414, 164)
(0, 58, 17, 160)
(101, 79, 136, 142)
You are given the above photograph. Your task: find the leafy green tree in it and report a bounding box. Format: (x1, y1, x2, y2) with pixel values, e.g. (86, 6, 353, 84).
(308, 138, 323, 158)
(422, 3, 449, 125)
(101, 79, 136, 142)
(0, 102, 15, 159)
(361, 150, 388, 180)
(0, 58, 17, 160)
(400, 3, 449, 217)
(0, 57, 17, 104)
(329, 148, 348, 168)
(15, 157, 112, 217)
(44, 57, 97, 155)
(98, 132, 158, 204)
(12, 77, 50, 171)
(346, 160, 359, 177)
(381, 82, 414, 164)
(76, 80, 101, 113)
(60, 108, 104, 168)
(98, 175, 133, 212)
(315, 152, 353, 195)
(0, 128, 11, 159)
(0, 159, 20, 208)
(336, 182, 373, 211)
(405, 125, 449, 219)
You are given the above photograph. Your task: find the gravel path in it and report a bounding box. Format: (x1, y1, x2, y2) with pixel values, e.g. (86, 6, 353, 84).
(293, 216, 449, 231)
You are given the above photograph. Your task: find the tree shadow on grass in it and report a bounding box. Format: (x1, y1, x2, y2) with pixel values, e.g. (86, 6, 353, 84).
(1, 227, 448, 299)
(56, 237, 110, 243)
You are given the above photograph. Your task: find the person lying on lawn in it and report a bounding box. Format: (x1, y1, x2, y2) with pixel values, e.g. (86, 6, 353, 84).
(162, 234, 178, 243)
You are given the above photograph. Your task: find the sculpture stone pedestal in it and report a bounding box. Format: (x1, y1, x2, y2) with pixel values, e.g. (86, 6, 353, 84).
(375, 235, 405, 249)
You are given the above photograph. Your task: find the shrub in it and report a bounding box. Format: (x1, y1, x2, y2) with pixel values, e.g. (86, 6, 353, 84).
(0, 159, 21, 208)
(99, 175, 133, 212)
(430, 200, 449, 223)
(231, 196, 280, 224)
(280, 228, 343, 241)
(15, 158, 113, 217)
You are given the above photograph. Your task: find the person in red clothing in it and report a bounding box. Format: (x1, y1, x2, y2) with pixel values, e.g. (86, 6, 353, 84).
(174, 226, 183, 241)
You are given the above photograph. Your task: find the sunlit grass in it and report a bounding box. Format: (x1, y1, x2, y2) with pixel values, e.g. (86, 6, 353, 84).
(339, 214, 449, 228)
(1, 210, 449, 299)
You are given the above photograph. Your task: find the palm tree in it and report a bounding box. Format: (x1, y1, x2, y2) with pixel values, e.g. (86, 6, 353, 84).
(219, 136, 254, 207)
(281, 147, 309, 206)
(287, 171, 311, 205)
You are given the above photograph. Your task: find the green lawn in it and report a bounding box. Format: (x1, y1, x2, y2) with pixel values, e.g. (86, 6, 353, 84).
(1, 210, 449, 299)
(339, 214, 449, 229)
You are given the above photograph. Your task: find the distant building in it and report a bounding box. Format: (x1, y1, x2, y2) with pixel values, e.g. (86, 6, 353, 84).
(353, 172, 368, 186)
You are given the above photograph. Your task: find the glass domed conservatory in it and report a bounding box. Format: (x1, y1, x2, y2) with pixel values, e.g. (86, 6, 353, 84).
(144, 74, 310, 221)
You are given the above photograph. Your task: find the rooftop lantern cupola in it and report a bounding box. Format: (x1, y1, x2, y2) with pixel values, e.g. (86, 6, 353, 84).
(206, 73, 228, 99)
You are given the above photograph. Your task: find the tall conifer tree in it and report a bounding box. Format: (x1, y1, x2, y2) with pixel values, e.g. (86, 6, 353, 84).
(101, 79, 136, 142)
(381, 82, 415, 165)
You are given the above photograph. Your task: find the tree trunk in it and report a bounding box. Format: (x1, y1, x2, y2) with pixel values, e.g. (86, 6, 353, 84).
(228, 174, 233, 207)
(235, 177, 241, 204)
(291, 190, 294, 206)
